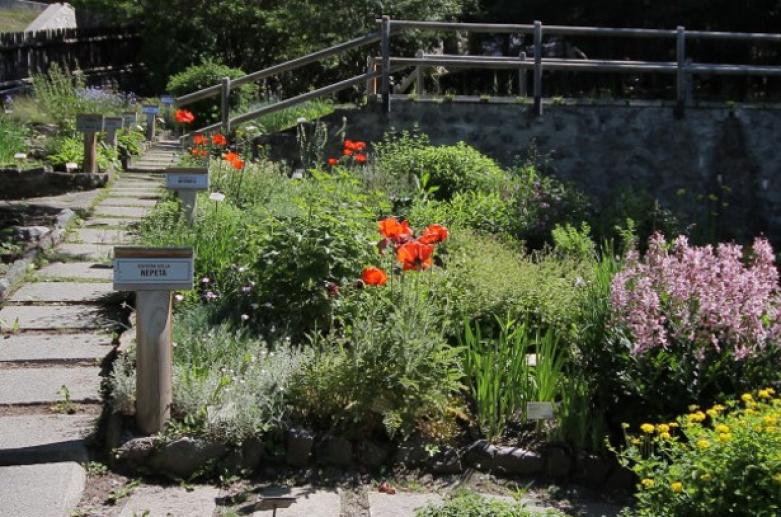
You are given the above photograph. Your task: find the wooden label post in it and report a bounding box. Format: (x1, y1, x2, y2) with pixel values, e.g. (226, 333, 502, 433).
(113, 247, 194, 435)
(104, 116, 124, 148)
(165, 167, 209, 225)
(142, 104, 160, 141)
(76, 114, 104, 173)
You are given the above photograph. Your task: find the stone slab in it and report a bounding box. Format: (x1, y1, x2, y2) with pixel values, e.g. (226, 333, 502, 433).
(109, 191, 162, 199)
(97, 198, 158, 208)
(0, 332, 114, 363)
(0, 414, 93, 465)
(250, 487, 341, 516)
(93, 206, 150, 219)
(0, 366, 102, 405)
(118, 485, 219, 517)
(9, 282, 114, 303)
(84, 218, 142, 228)
(0, 304, 109, 331)
(55, 243, 114, 260)
(369, 492, 443, 517)
(36, 262, 113, 281)
(68, 228, 131, 244)
(0, 462, 85, 516)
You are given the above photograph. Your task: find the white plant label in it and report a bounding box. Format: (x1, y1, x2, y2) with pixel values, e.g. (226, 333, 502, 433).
(113, 251, 194, 291)
(526, 401, 555, 420)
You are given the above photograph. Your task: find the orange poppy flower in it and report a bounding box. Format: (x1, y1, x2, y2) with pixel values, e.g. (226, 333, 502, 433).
(354, 153, 367, 164)
(342, 148, 353, 156)
(419, 224, 449, 245)
(175, 109, 195, 124)
(353, 141, 367, 151)
(231, 159, 245, 170)
(378, 217, 412, 243)
(327, 157, 338, 166)
(211, 134, 227, 146)
(361, 266, 388, 286)
(192, 134, 206, 145)
(191, 148, 200, 156)
(222, 151, 240, 162)
(396, 240, 434, 271)
(343, 139, 356, 151)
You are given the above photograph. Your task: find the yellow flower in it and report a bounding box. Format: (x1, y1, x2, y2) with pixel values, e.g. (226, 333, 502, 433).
(701, 473, 712, 482)
(715, 424, 730, 434)
(741, 393, 754, 403)
(659, 432, 672, 440)
(765, 426, 778, 434)
(696, 439, 710, 449)
(668, 422, 679, 428)
(641, 478, 655, 489)
(688, 404, 700, 411)
(763, 415, 778, 426)
(656, 424, 670, 433)
(640, 423, 655, 434)
(687, 411, 706, 423)
(718, 432, 733, 443)
(759, 389, 771, 399)
(706, 409, 718, 418)
(711, 404, 726, 413)
(670, 481, 683, 493)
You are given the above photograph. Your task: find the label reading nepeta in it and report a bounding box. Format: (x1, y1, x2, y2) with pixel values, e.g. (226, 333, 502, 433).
(113, 248, 194, 291)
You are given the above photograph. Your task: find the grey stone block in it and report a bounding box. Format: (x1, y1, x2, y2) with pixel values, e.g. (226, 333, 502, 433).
(0, 366, 102, 405)
(0, 414, 93, 465)
(35, 261, 113, 281)
(0, 462, 85, 517)
(0, 304, 110, 331)
(9, 281, 114, 303)
(0, 332, 114, 363)
(150, 437, 227, 479)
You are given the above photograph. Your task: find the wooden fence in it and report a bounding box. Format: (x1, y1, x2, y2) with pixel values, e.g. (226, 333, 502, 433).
(0, 26, 142, 90)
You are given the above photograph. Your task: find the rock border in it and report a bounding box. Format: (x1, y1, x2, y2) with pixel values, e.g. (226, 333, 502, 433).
(0, 168, 110, 200)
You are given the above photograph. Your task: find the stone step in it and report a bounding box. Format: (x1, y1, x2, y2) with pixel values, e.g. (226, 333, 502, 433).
(253, 486, 342, 516)
(0, 332, 114, 363)
(120, 173, 166, 180)
(0, 414, 94, 465)
(98, 198, 158, 208)
(93, 206, 150, 219)
(0, 304, 113, 332)
(54, 243, 114, 261)
(109, 191, 162, 199)
(0, 462, 86, 516)
(35, 262, 113, 282)
(118, 485, 219, 517)
(83, 218, 142, 228)
(0, 366, 102, 405)
(67, 228, 130, 245)
(369, 492, 442, 517)
(8, 282, 114, 304)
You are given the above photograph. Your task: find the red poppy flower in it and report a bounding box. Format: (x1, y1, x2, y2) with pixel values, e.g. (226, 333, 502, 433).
(396, 240, 434, 271)
(419, 224, 449, 245)
(378, 217, 412, 243)
(211, 134, 227, 146)
(192, 134, 206, 146)
(175, 109, 195, 124)
(342, 148, 353, 157)
(222, 151, 240, 162)
(327, 157, 338, 166)
(354, 153, 367, 164)
(353, 141, 367, 151)
(232, 159, 245, 170)
(199, 149, 208, 157)
(343, 139, 356, 151)
(361, 266, 388, 286)
(191, 148, 200, 156)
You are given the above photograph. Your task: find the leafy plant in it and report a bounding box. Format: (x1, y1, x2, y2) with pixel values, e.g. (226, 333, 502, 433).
(416, 490, 563, 517)
(0, 115, 27, 166)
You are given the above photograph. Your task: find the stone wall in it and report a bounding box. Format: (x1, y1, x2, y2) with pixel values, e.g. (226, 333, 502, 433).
(273, 100, 781, 245)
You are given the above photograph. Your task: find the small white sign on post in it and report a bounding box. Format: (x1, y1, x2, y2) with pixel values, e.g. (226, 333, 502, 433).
(113, 247, 194, 435)
(526, 401, 555, 421)
(76, 114, 104, 173)
(165, 167, 209, 225)
(103, 116, 124, 147)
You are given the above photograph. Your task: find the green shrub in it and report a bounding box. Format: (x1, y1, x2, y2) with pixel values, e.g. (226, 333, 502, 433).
(117, 128, 146, 156)
(46, 135, 119, 171)
(416, 491, 564, 517)
(374, 133, 507, 200)
(615, 389, 781, 517)
(288, 281, 463, 438)
(409, 191, 516, 237)
(0, 115, 27, 166)
(166, 59, 254, 126)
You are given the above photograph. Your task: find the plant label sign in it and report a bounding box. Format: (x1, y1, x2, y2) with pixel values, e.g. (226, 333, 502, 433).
(160, 95, 175, 106)
(123, 112, 138, 126)
(526, 402, 555, 421)
(142, 105, 160, 115)
(166, 168, 209, 190)
(104, 117, 124, 131)
(76, 114, 104, 133)
(113, 247, 194, 291)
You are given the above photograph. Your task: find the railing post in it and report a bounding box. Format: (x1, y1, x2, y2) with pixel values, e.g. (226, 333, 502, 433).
(366, 56, 377, 98)
(676, 26, 686, 118)
(221, 76, 231, 134)
(381, 15, 392, 113)
(415, 49, 424, 95)
(518, 51, 527, 97)
(533, 20, 543, 117)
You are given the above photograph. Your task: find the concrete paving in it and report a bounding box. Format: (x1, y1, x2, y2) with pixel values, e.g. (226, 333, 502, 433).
(0, 366, 102, 405)
(0, 304, 110, 331)
(0, 332, 114, 363)
(109, 191, 162, 199)
(0, 462, 86, 516)
(55, 243, 115, 261)
(83, 217, 143, 228)
(9, 282, 114, 303)
(97, 198, 158, 208)
(67, 228, 131, 244)
(369, 492, 443, 517)
(0, 415, 94, 465)
(118, 485, 219, 517)
(35, 262, 113, 281)
(251, 486, 342, 516)
(93, 206, 151, 219)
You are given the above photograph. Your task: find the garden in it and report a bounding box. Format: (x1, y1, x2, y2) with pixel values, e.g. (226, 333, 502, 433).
(104, 104, 781, 515)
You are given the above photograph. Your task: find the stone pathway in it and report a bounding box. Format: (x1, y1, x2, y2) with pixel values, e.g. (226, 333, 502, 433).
(0, 142, 178, 516)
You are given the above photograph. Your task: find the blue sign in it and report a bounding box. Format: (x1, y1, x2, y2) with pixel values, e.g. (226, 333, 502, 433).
(160, 96, 175, 106)
(142, 105, 160, 115)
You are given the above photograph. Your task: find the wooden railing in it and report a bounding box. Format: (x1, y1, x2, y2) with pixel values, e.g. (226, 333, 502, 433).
(178, 17, 781, 135)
